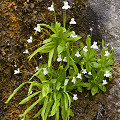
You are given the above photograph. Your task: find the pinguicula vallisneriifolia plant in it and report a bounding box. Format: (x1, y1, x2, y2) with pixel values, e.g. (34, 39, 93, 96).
(5, 1, 114, 120)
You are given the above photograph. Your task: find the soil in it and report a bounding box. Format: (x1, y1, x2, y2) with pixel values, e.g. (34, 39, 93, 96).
(0, 0, 120, 120)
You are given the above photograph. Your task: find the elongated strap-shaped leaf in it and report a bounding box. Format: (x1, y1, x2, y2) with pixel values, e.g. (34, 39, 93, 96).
(34, 109, 42, 118)
(41, 96, 48, 120)
(55, 107, 59, 120)
(63, 93, 68, 111)
(57, 41, 65, 54)
(48, 48, 55, 67)
(19, 97, 42, 117)
(64, 92, 71, 120)
(29, 68, 42, 81)
(28, 81, 42, 96)
(29, 42, 55, 60)
(66, 35, 82, 42)
(60, 96, 67, 120)
(5, 82, 30, 104)
(44, 96, 54, 120)
(19, 91, 41, 104)
(91, 85, 98, 96)
(42, 84, 49, 97)
(43, 38, 52, 44)
(38, 24, 56, 33)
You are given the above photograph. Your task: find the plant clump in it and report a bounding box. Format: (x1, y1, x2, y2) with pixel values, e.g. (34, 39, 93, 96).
(5, 1, 114, 120)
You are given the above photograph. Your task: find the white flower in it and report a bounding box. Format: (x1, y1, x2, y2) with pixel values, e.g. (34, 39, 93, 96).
(70, 31, 77, 38)
(104, 71, 111, 77)
(72, 77, 76, 84)
(48, 4, 54, 11)
(14, 68, 20, 74)
(35, 66, 39, 72)
(76, 73, 82, 79)
(73, 94, 78, 101)
(104, 51, 110, 56)
(39, 55, 42, 59)
(90, 28, 93, 31)
(23, 49, 29, 53)
(102, 80, 107, 85)
(43, 68, 48, 75)
(57, 54, 62, 62)
(107, 43, 109, 47)
(83, 46, 88, 52)
(88, 72, 92, 75)
(82, 69, 87, 74)
(63, 57, 67, 62)
(75, 51, 81, 57)
(62, 1, 70, 10)
(28, 91, 32, 95)
(91, 41, 98, 49)
(34, 24, 41, 32)
(27, 36, 32, 43)
(69, 18, 76, 24)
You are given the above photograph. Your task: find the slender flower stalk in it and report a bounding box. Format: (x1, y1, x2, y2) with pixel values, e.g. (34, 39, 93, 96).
(63, 9, 66, 28)
(90, 28, 93, 36)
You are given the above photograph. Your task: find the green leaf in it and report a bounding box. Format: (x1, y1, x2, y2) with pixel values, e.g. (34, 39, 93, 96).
(92, 62, 101, 68)
(56, 82, 61, 91)
(66, 35, 82, 42)
(29, 68, 42, 81)
(48, 48, 55, 67)
(29, 42, 55, 60)
(55, 107, 59, 120)
(41, 96, 48, 120)
(77, 87, 83, 92)
(33, 109, 42, 118)
(91, 86, 98, 96)
(43, 38, 52, 44)
(38, 24, 56, 33)
(44, 95, 54, 120)
(63, 93, 68, 111)
(105, 59, 114, 66)
(42, 84, 49, 97)
(19, 91, 41, 104)
(5, 82, 29, 104)
(57, 41, 65, 54)
(19, 97, 42, 117)
(61, 96, 67, 120)
(98, 84, 106, 92)
(86, 63, 91, 72)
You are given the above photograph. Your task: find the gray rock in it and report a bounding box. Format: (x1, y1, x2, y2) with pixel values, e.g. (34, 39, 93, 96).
(86, 0, 120, 60)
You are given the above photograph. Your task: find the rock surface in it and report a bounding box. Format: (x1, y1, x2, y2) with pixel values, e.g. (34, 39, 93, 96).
(86, 0, 120, 60)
